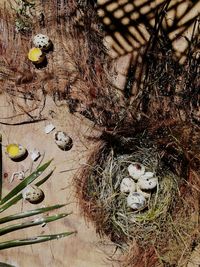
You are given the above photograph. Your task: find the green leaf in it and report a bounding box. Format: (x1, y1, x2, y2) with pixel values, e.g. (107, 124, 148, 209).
(0, 168, 54, 213)
(0, 204, 66, 224)
(0, 134, 2, 201)
(35, 168, 55, 187)
(0, 159, 53, 205)
(0, 212, 72, 236)
(0, 231, 75, 250)
(0, 194, 22, 214)
(0, 262, 15, 267)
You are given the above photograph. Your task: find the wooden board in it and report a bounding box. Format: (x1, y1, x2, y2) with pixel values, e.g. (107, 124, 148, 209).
(0, 94, 116, 267)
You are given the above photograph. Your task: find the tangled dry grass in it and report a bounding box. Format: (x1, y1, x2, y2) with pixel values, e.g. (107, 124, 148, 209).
(0, 0, 128, 126)
(1, 1, 198, 128)
(77, 144, 177, 241)
(76, 123, 200, 266)
(0, 0, 199, 266)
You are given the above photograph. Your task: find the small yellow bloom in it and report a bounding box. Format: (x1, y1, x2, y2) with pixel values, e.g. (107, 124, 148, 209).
(28, 47, 45, 63)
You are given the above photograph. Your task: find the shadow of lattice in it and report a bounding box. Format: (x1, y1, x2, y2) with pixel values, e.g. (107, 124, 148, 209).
(96, 0, 200, 126)
(97, 0, 199, 59)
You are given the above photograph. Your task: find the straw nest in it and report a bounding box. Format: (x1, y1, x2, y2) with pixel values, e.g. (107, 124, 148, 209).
(80, 146, 177, 241)
(76, 125, 200, 266)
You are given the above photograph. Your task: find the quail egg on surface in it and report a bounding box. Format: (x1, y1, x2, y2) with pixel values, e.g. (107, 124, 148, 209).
(32, 34, 52, 50)
(22, 185, 44, 204)
(54, 131, 73, 151)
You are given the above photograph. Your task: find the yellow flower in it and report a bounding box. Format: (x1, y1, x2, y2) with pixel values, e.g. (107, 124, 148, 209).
(28, 47, 45, 63)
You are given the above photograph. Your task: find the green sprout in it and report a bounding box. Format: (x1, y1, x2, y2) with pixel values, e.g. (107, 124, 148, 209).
(0, 143, 75, 266)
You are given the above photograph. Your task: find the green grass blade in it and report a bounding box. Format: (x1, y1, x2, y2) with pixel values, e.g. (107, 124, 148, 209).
(0, 159, 53, 205)
(0, 231, 75, 250)
(0, 262, 15, 267)
(0, 204, 66, 224)
(35, 168, 55, 187)
(0, 194, 22, 213)
(0, 134, 2, 201)
(0, 168, 54, 213)
(0, 212, 72, 236)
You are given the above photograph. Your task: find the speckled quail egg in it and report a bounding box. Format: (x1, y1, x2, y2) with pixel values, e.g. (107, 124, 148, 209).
(32, 34, 52, 50)
(54, 131, 73, 151)
(22, 185, 44, 204)
(136, 183, 151, 199)
(140, 172, 154, 180)
(120, 178, 136, 193)
(137, 176, 158, 190)
(127, 163, 145, 180)
(127, 192, 146, 210)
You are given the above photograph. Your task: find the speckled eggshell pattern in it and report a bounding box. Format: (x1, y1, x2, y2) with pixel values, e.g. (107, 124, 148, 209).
(120, 177, 136, 193)
(54, 131, 73, 151)
(127, 163, 145, 180)
(127, 192, 146, 210)
(138, 176, 158, 190)
(33, 34, 51, 50)
(22, 185, 44, 204)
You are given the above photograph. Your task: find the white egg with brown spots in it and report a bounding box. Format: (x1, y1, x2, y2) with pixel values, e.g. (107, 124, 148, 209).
(22, 185, 44, 204)
(141, 172, 154, 180)
(54, 131, 73, 151)
(138, 176, 158, 190)
(127, 162, 145, 180)
(127, 192, 146, 210)
(136, 183, 151, 199)
(32, 34, 52, 50)
(120, 177, 136, 193)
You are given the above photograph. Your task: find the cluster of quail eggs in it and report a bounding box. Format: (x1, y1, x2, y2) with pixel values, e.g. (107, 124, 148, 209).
(120, 162, 158, 211)
(4, 122, 73, 206)
(5, 144, 45, 205)
(28, 33, 52, 64)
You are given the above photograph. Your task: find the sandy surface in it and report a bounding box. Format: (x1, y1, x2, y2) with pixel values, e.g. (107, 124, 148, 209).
(0, 94, 117, 267)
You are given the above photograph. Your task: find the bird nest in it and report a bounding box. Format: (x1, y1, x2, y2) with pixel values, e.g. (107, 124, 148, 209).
(76, 129, 200, 266)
